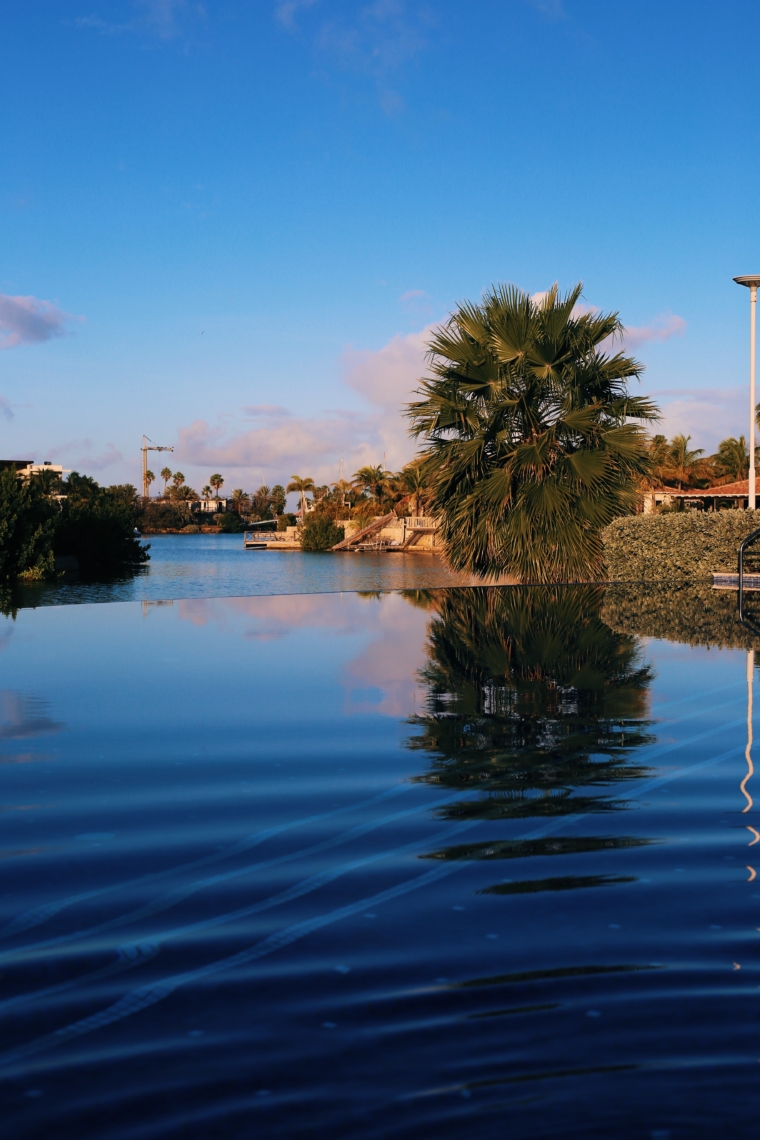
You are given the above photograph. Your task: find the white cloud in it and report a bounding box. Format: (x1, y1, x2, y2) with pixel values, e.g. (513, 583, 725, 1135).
(0, 294, 79, 350)
(649, 386, 749, 452)
(274, 0, 319, 30)
(74, 1, 202, 40)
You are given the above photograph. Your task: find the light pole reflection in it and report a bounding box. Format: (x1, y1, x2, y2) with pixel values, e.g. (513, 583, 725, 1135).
(742, 649, 754, 814)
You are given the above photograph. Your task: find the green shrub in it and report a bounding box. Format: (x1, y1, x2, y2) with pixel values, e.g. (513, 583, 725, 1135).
(276, 513, 297, 532)
(0, 468, 57, 581)
(139, 502, 192, 531)
(301, 516, 344, 551)
(601, 510, 760, 581)
(54, 488, 149, 572)
(216, 512, 241, 533)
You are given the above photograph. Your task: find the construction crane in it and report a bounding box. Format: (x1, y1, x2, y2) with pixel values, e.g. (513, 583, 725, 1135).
(141, 435, 174, 499)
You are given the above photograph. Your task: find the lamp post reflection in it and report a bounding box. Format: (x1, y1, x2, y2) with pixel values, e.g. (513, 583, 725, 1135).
(742, 649, 754, 814)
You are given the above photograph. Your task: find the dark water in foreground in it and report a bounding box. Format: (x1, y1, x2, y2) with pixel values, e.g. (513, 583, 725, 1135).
(2, 585, 760, 1137)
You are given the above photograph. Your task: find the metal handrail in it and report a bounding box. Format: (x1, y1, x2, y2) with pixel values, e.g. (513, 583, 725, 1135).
(738, 526, 760, 633)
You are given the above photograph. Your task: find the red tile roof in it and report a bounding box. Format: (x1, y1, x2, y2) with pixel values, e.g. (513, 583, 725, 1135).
(662, 480, 749, 497)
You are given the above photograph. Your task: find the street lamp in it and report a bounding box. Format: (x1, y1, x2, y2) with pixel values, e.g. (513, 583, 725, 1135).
(734, 275, 760, 510)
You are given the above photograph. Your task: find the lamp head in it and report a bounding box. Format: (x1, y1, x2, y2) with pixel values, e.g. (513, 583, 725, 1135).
(735, 275, 760, 288)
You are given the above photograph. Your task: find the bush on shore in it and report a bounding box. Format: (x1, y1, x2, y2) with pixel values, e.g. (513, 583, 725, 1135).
(601, 509, 760, 581)
(0, 468, 57, 581)
(139, 501, 194, 531)
(301, 515, 344, 551)
(54, 487, 149, 572)
(216, 512, 241, 533)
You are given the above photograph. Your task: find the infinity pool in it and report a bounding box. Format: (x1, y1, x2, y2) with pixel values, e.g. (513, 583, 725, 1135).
(2, 586, 759, 1137)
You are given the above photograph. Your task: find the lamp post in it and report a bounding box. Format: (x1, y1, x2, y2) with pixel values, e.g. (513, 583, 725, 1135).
(734, 276, 760, 509)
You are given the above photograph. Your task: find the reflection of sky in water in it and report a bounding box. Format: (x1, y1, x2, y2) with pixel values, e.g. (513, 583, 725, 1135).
(1, 588, 760, 1137)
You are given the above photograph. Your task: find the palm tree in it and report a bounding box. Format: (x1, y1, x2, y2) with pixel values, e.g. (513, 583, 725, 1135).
(406, 282, 658, 583)
(398, 462, 426, 517)
(714, 436, 749, 483)
(331, 478, 352, 513)
(209, 473, 224, 499)
(352, 465, 388, 505)
(160, 466, 172, 496)
(32, 468, 63, 498)
(145, 470, 155, 498)
(250, 485, 272, 517)
(202, 485, 212, 501)
(664, 435, 703, 490)
(172, 471, 185, 489)
(286, 475, 315, 518)
(230, 488, 250, 515)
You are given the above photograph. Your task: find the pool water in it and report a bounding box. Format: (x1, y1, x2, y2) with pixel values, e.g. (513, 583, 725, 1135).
(2, 585, 760, 1137)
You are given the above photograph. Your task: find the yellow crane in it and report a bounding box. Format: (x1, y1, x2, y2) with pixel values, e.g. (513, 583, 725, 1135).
(141, 435, 174, 499)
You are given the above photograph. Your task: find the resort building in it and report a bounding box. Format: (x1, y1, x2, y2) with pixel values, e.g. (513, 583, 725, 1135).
(644, 480, 751, 512)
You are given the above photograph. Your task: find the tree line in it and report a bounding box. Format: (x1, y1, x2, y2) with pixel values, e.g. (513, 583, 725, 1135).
(0, 467, 147, 582)
(645, 431, 752, 491)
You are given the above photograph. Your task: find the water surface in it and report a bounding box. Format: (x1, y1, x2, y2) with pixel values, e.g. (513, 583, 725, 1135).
(13, 533, 483, 607)
(1, 586, 760, 1137)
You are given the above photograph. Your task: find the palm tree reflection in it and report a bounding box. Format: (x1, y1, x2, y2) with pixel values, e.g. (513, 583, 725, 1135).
(407, 586, 656, 822)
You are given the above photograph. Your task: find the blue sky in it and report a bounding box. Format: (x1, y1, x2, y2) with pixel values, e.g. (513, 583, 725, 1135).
(2, 0, 759, 491)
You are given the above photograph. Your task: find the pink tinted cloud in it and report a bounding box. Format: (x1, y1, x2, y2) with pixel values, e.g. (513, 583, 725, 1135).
(47, 441, 124, 473)
(624, 313, 686, 351)
(0, 295, 79, 350)
(176, 324, 434, 483)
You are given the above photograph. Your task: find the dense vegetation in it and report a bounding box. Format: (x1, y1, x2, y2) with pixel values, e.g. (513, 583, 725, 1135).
(0, 468, 148, 581)
(601, 510, 760, 581)
(0, 468, 57, 580)
(406, 283, 657, 583)
(300, 515, 344, 551)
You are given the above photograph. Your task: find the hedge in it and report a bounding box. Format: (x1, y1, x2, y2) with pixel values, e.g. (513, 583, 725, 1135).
(601, 510, 760, 582)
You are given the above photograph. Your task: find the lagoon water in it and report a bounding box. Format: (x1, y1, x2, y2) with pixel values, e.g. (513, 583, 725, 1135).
(3, 583, 760, 1137)
(14, 533, 483, 608)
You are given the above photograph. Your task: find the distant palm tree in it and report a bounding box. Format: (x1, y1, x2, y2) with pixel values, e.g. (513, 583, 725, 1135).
(352, 465, 388, 504)
(202, 485, 212, 501)
(665, 435, 704, 490)
(172, 471, 185, 489)
(145, 470, 155, 498)
(209, 473, 224, 499)
(231, 488, 250, 515)
(160, 466, 172, 496)
(398, 462, 426, 516)
(32, 468, 63, 498)
(714, 435, 749, 483)
(331, 478, 352, 512)
(286, 475, 315, 518)
(250, 485, 272, 517)
(170, 485, 197, 501)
